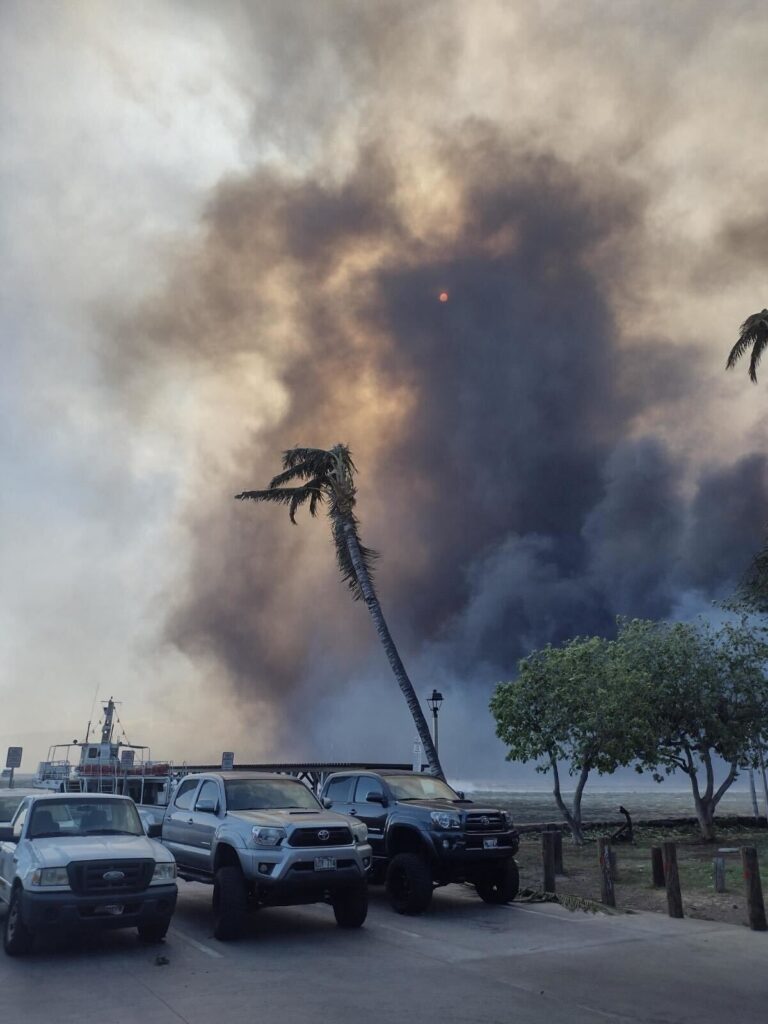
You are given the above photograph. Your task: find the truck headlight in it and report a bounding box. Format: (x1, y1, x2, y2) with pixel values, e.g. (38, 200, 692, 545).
(430, 811, 461, 830)
(151, 861, 177, 885)
(251, 826, 286, 848)
(30, 867, 70, 888)
(502, 811, 514, 828)
(350, 821, 368, 843)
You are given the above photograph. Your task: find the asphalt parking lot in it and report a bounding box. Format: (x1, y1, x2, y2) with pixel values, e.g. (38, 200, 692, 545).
(1, 880, 766, 1023)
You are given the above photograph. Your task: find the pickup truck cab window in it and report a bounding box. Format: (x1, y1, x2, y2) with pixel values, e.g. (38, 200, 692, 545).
(174, 779, 199, 810)
(324, 776, 354, 803)
(195, 780, 220, 811)
(354, 776, 385, 803)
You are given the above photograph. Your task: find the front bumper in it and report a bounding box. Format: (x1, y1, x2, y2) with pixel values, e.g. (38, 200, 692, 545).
(19, 884, 178, 932)
(238, 842, 372, 906)
(427, 830, 519, 878)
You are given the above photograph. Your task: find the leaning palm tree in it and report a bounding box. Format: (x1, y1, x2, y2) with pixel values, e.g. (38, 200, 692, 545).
(726, 309, 768, 383)
(235, 444, 444, 778)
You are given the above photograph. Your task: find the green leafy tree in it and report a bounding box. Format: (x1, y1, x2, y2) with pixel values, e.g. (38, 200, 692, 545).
(726, 308, 768, 383)
(616, 617, 768, 841)
(235, 444, 443, 778)
(490, 636, 637, 842)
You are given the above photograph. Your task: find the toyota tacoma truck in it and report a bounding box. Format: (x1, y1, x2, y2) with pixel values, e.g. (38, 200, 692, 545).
(0, 793, 177, 955)
(320, 769, 519, 914)
(160, 771, 372, 940)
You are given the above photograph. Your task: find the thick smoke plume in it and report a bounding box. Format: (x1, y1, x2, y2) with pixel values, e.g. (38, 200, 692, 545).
(120, 128, 767, 761)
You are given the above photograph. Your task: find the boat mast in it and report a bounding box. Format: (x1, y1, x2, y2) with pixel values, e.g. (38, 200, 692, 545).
(101, 698, 117, 744)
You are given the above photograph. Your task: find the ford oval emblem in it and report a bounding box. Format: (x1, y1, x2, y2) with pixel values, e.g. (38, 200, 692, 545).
(103, 870, 125, 882)
(318, 829, 330, 841)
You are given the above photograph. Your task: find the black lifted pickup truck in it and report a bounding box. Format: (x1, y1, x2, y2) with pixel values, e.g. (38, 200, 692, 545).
(320, 770, 519, 914)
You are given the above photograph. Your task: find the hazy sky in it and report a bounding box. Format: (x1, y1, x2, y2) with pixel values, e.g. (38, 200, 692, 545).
(2, 1, 766, 785)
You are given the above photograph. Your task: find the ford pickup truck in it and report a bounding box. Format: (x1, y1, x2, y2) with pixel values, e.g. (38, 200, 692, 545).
(0, 793, 177, 955)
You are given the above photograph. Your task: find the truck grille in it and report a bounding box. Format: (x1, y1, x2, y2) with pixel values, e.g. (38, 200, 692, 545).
(287, 826, 352, 847)
(67, 859, 154, 895)
(464, 813, 505, 833)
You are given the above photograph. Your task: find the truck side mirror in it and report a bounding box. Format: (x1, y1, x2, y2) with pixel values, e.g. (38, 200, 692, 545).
(366, 792, 388, 806)
(196, 797, 219, 814)
(0, 826, 16, 843)
(322, 797, 333, 809)
(145, 823, 162, 839)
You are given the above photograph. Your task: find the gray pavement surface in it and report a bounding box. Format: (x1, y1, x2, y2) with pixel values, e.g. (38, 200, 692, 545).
(1, 880, 766, 1024)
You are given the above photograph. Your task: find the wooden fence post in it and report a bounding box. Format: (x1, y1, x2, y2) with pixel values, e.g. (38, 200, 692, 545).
(663, 841, 683, 918)
(608, 849, 618, 882)
(542, 831, 556, 893)
(553, 830, 564, 876)
(713, 857, 726, 893)
(598, 837, 615, 907)
(741, 847, 767, 931)
(651, 846, 665, 888)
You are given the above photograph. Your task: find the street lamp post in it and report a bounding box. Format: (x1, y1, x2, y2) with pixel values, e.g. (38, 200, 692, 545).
(427, 689, 444, 756)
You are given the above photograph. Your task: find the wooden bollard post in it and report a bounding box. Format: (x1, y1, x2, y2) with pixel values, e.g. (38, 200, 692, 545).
(713, 857, 726, 893)
(542, 831, 556, 893)
(609, 849, 618, 882)
(598, 837, 615, 907)
(662, 841, 683, 918)
(553, 830, 564, 876)
(741, 847, 767, 931)
(651, 846, 665, 888)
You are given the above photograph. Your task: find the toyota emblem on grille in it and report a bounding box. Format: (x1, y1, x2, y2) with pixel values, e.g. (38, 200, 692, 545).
(103, 870, 125, 882)
(480, 816, 490, 827)
(318, 829, 330, 841)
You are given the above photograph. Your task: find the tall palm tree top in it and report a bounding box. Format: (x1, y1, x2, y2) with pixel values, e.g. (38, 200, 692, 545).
(235, 444, 377, 600)
(726, 309, 768, 383)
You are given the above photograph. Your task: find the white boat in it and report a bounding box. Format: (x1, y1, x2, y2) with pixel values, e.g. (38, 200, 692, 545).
(35, 698, 176, 823)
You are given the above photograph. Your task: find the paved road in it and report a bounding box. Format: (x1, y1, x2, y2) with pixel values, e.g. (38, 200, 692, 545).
(1, 881, 766, 1023)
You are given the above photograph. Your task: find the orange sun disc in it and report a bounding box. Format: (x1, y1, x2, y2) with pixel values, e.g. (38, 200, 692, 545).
(439, 291, 449, 302)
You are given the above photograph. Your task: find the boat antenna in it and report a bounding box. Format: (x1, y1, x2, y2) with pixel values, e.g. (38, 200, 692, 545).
(84, 683, 100, 744)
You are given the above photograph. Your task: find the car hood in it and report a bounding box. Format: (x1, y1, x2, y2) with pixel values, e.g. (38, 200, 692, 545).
(395, 799, 508, 818)
(28, 834, 171, 866)
(227, 809, 352, 829)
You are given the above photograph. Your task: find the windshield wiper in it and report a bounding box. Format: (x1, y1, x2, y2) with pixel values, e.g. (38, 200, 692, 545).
(83, 829, 139, 836)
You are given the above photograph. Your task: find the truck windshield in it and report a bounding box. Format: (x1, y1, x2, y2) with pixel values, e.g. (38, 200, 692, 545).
(225, 780, 320, 811)
(383, 776, 461, 802)
(27, 799, 144, 838)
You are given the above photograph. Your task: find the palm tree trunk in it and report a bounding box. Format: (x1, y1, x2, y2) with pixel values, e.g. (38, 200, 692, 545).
(340, 516, 445, 779)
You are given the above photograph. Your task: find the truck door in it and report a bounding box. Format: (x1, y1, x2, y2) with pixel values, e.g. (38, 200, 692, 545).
(161, 778, 201, 866)
(350, 776, 388, 853)
(187, 780, 221, 870)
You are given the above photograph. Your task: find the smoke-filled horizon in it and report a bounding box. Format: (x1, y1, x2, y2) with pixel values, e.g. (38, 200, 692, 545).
(2, 1, 767, 779)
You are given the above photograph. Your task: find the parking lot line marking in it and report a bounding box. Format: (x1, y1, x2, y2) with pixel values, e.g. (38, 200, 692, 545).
(170, 927, 224, 958)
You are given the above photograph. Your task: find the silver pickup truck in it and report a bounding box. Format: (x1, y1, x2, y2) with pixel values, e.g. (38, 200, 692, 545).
(0, 793, 177, 956)
(161, 771, 372, 940)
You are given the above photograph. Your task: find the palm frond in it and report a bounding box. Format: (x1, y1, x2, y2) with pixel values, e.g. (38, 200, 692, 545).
(726, 309, 768, 381)
(281, 447, 332, 473)
(235, 487, 304, 505)
(270, 458, 329, 489)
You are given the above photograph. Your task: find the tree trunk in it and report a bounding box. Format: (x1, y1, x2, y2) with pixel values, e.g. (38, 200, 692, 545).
(693, 795, 716, 842)
(341, 517, 444, 779)
(550, 756, 585, 843)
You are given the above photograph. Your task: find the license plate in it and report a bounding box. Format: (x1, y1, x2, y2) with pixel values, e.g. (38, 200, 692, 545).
(483, 838, 498, 849)
(314, 857, 337, 871)
(97, 904, 124, 916)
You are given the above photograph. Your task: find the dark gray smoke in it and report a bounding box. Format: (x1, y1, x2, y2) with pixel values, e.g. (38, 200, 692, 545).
(115, 123, 767, 762)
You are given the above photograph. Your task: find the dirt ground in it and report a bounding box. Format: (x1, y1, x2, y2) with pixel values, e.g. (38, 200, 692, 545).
(516, 823, 768, 928)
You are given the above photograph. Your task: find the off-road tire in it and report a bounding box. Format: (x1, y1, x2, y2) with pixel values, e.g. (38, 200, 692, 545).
(212, 865, 248, 940)
(3, 887, 34, 956)
(137, 917, 172, 944)
(332, 884, 368, 928)
(475, 859, 520, 904)
(385, 853, 433, 915)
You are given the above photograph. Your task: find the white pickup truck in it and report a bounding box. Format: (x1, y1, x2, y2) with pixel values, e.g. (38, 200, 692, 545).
(0, 793, 177, 956)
